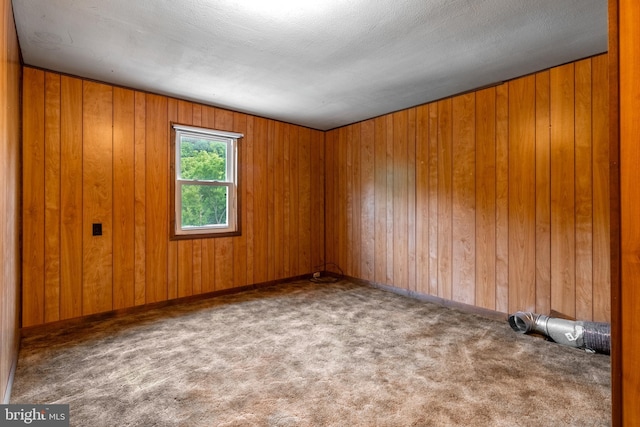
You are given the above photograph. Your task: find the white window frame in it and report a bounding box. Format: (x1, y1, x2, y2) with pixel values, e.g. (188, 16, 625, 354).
(172, 124, 243, 238)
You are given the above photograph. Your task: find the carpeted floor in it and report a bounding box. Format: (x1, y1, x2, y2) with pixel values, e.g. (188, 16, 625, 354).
(11, 279, 611, 426)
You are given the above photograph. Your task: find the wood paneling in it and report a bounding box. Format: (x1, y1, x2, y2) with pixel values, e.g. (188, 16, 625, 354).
(475, 88, 496, 311)
(22, 68, 325, 326)
(437, 99, 453, 300)
(133, 92, 147, 306)
(360, 120, 375, 281)
(177, 100, 193, 298)
(591, 54, 610, 323)
(452, 94, 476, 305)
(233, 112, 248, 287)
(427, 103, 439, 297)
(252, 118, 269, 284)
(145, 94, 168, 304)
(575, 59, 594, 321)
(393, 111, 408, 290)
(415, 106, 429, 295)
(214, 109, 235, 290)
(407, 109, 417, 292)
(82, 81, 113, 316)
(1, 0, 21, 403)
(113, 87, 135, 310)
(373, 117, 387, 283)
(44, 73, 61, 323)
(550, 63, 577, 319)
(60, 76, 83, 320)
(508, 76, 536, 314)
(495, 83, 510, 314)
(618, 0, 640, 422)
(325, 54, 610, 321)
(534, 71, 551, 318)
(23, 68, 46, 327)
(167, 99, 179, 301)
(310, 129, 325, 272)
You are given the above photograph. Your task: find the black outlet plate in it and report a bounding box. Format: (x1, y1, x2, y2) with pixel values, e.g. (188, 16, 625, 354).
(92, 223, 102, 236)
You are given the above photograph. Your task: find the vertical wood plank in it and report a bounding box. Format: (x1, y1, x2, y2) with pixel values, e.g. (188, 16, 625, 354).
(133, 92, 146, 306)
(214, 109, 235, 289)
(428, 103, 439, 296)
(360, 120, 375, 281)
(345, 125, 354, 276)
(177, 100, 193, 298)
(495, 83, 510, 313)
(298, 127, 312, 275)
(374, 117, 387, 283)
(82, 81, 113, 315)
(167, 99, 179, 300)
(310, 129, 325, 271)
(535, 71, 552, 316)
(274, 121, 285, 279)
(393, 111, 409, 289)
(350, 123, 362, 279)
(407, 108, 417, 292)
(415, 105, 430, 295)
(252, 118, 268, 284)
(591, 54, 610, 322)
(385, 115, 395, 284)
(575, 59, 594, 320)
(44, 72, 61, 323)
(192, 104, 203, 295)
(550, 63, 577, 319)
(177, 241, 193, 297)
(324, 129, 338, 271)
(244, 115, 255, 285)
(371, 118, 386, 282)
(60, 76, 83, 319)
(289, 126, 301, 275)
(508, 75, 536, 314)
(112, 87, 135, 310)
(619, 0, 640, 420)
(266, 120, 276, 281)
(475, 87, 497, 310)
(280, 124, 299, 277)
(1, 5, 21, 401)
(22, 68, 45, 327)
(201, 106, 216, 292)
(452, 93, 476, 305)
(437, 99, 453, 300)
(145, 94, 168, 303)
(233, 112, 248, 286)
(338, 127, 348, 275)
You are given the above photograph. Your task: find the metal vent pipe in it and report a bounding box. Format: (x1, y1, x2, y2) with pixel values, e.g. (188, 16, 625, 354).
(508, 312, 610, 355)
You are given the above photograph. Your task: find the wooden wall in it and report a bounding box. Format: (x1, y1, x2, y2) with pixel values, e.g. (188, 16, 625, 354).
(325, 54, 610, 322)
(1, 0, 21, 403)
(617, 0, 640, 422)
(22, 68, 325, 327)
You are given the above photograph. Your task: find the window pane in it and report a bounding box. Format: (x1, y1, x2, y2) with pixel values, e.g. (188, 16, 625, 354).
(179, 136, 227, 181)
(181, 184, 228, 228)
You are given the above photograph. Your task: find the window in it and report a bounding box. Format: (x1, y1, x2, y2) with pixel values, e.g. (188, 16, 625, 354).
(171, 124, 242, 238)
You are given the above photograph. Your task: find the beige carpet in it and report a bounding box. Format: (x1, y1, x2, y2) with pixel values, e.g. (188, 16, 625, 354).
(11, 279, 610, 426)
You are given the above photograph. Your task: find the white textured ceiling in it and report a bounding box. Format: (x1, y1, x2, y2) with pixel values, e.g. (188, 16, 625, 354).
(12, 0, 607, 130)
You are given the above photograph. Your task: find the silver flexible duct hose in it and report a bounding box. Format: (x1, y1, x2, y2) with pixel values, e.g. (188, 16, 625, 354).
(508, 312, 610, 355)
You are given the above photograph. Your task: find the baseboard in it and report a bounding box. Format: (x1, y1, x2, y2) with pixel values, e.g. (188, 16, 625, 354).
(21, 274, 312, 337)
(343, 274, 509, 322)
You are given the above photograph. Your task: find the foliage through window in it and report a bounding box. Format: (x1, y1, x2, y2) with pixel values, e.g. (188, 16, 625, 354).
(171, 124, 242, 238)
